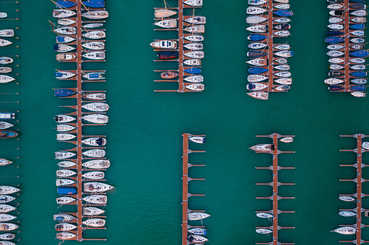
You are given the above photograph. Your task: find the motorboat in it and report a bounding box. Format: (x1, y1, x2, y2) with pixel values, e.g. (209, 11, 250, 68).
(82, 102, 109, 112)
(82, 41, 105, 50)
(184, 35, 204, 42)
(56, 124, 75, 132)
(184, 75, 203, 83)
(184, 0, 203, 7)
(55, 151, 75, 160)
(56, 179, 75, 187)
(184, 67, 201, 75)
(56, 36, 75, 44)
(55, 223, 77, 231)
(0, 205, 15, 213)
(248, 0, 267, 5)
(246, 83, 268, 91)
(56, 53, 76, 62)
(0, 39, 12, 47)
(0, 57, 13, 65)
(83, 207, 105, 216)
(83, 218, 105, 227)
(188, 228, 206, 236)
(57, 18, 76, 26)
(53, 214, 76, 223)
(246, 24, 266, 33)
(0, 67, 12, 74)
(0, 159, 12, 167)
(54, 44, 75, 53)
(247, 58, 267, 66)
(82, 149, 106, 158)
(82, 114, 109, 124)
(0, 75, 14, 84)
(56, 169, 76, 178)
(249, 42, 267, 49)
(82, 137, 106, 146)
(83, 51, 105, 60)
(256, 228, 272, 234)
(256, 212, 273, 219)
(248, 67, 267, 74)
(53, 9, 76, 18)
(56, 196, 75, 205)
(273, 23, 291, 30)
(338, 211, 356, 217)
(250, 144, 273, 153)
(0, 214, 16, 222)
(83, 72, 105, 80)
(332, 226, 356, 235)
(189, 136, 205, 144)
(185, 83, 204, 92)
(83, 31, 106, 39)
(184, 16, 206, 24)
(55, 71, 75, 80)
(0, 187, 19, 195)
(0, 195, 15, 204)
(0, 223, 18, 231)
(84, 182, 114, 193)
(56, 232, 76, 240)
(82, 11, 109, 20)
(161, 71, 178, 79)
(82, 159, 111, 169)
(154, 9, 177, 18)
(273, 30, 290, 37)
(83, 93, 106, 100)
(58, 161, 76, 168)
(154, 19, 177, 28)
(280, 137, 294, 143)
(184, 51, 204, 59)
(82, 171, 104, 180)
(83, 194, 107, 205)
(57, 187, 76, 196)
(150, 40, 177, 49)
(82, 0, 105, 8)
(188, 212, 210, 221)
(55, 115, 75, 123)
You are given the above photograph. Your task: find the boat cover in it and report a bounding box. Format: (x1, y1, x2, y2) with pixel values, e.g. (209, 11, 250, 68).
(83, 0, 105, 8)
(56, 0, 76, 8)
(57, 187, 77, 195)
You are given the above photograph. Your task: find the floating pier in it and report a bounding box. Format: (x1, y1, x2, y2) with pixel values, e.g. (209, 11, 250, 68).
(251, 133, 296, 245)
(336, 134, 368, 244)
(152, 0, 205, 93)
(182, 133, 208, 245)
(324, 0, 367, 97)
(53, 0, 110, 242)
(246, 1, 294, 100)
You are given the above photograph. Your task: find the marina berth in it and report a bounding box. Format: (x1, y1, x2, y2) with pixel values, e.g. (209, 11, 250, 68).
(252, 133, 296, 244)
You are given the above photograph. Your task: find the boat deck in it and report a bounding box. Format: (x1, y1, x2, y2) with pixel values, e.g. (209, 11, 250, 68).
(54, 0, 108, 242)
(339, 134, 367, 244)
(153, 0, 204, 93)
(254, 133, 296, 245)
(182, 133, 206, 245)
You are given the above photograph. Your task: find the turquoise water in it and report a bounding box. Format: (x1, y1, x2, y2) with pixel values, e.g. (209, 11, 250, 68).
(0, 0, 367, 244)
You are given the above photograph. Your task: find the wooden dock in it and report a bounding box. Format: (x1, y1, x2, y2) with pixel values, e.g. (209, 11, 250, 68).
(153, 1, 204, 93)
(253, 133, 296, 245)
(53, 0, 108, 242)
(338, 134, 368, 244)
(182, 133, 207, 245)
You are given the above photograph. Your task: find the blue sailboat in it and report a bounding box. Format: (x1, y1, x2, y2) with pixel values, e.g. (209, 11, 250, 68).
(351, 85, 366, 91)
(248, 34, 266, 41)
(350, 71, 367, 78)
(273, 10, 293, 17)
(57, 187, 77, 195)
(327, 30, 343, 36)
(83, 0, 105, 8)
(55, 0, 76, 8)
(325, 36, 344, 44)
(248, 67, 268, 74)
(350, 50, 369, 58)
(247, 50, 266, 58)
(184, 68, 201, 74)
(350, 24, 365, 30)
(54, 89, 76, 97)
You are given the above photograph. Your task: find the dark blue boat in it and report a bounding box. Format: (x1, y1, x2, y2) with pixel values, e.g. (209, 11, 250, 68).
(184, 68, 201, 74)
(248, 67, 268, 74)
(273, 10, 293, 17)
(83, 0, 105, 8)
(328, 85, 344, 91)
(56, 0, 76, 8)
(350, 50, 369, 58)
(247, 51, 266, 58)
(351, 85, 366, 91)
(350, 71, 367, 78)
(157, 51, 178, 59)
(327, 30, 343, 36)
(351, 3, 365, 9)
(54, 89, 76, 97)
(248, 34, 266, 41)
(325, 36, 344, 44)
(57, 187, 77, 195)
(350, 24, 365, 30)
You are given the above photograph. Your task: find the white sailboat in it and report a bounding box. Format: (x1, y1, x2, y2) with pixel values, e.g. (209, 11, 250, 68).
(82, 149, 106, 158)
(83, 195, 107, 205)
(84, 182, 114, 193)
(82, 159, 111, 169)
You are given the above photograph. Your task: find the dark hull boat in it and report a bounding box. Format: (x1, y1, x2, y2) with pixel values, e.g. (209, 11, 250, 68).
(184, 67, 201, 75)
(325, 36, 344, 44)
(83, 0, 105, 8)
(56, 0, 76, 8)
(54, 89, 76, 97)
(0, 130, 18, 139)
(248, 67, 268, 74)
(57, 187, 77, 195)
(157, 51, 178, 60)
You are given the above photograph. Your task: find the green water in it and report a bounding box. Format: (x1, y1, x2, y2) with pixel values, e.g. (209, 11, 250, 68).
(0, 0, 366, 244)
